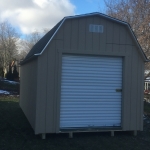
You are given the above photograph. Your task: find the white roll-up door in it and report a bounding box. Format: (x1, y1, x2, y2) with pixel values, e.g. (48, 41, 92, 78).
(60, 55, 122, 129)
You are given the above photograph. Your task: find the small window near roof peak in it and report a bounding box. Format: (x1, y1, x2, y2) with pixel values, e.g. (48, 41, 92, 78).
(89, 24, 103, 33)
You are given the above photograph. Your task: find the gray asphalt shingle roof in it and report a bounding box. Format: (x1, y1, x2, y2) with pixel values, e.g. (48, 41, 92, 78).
(21, 19, 63, 64)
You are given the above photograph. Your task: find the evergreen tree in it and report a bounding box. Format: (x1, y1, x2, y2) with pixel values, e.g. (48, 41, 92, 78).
(0, 67, 4, 78)
(12, 65, 19, 81)
(6, 63, 13, 80)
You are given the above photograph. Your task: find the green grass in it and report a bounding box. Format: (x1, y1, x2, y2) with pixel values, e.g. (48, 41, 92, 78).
(0, 96, 150, 150)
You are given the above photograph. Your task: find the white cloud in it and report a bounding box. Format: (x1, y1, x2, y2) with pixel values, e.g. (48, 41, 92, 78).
(0, 0, 75, 34)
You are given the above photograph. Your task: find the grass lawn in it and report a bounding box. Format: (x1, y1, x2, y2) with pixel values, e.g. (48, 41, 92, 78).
(1, 96, 150, 150)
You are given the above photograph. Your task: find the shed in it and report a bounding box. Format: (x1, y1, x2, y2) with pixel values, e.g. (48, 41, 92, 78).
(20, 12, 148, 138)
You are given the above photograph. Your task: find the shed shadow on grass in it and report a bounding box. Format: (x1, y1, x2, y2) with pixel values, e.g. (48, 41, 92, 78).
(1, 96, 150, 150)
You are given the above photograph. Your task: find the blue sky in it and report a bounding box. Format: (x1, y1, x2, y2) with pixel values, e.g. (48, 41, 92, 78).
(70, 0, 106, 14)
(0, 0, 106, 35)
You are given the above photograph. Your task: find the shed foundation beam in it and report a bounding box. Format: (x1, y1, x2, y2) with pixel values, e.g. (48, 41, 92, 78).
(111, 131, 114, 137)
(69, 132, 73, 138)
(41, 133, 46, 139)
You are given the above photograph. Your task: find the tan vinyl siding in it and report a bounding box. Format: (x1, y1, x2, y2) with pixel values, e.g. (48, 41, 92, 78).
(35, 41, 61, 134)
(113, 44, 120, 52)
(46, 41, 56, 133)
(119, 45, 126, 53)
(106, 20, 114, 45)
(130, 46, 138, 130)
(71, 19, 78, 50)
(56, 51, 62, 132)
(19, 59, 37, 130)
(113, 23, 120, 44)
(99, 18, 107, 51)
(93, 17, 100, 51)
(120, 25, 127, 45)
(140, 63, 144, 130)
(63, 20, 71, 50)
(35, 48, 48, 134)
(122, 45, 144, 131)
(85, 17, 93, 52)
(137, 55, 143, 130)
(123, 54, 131, 130)
(78, 18, 86, 51)
(126, 32, 133, 45)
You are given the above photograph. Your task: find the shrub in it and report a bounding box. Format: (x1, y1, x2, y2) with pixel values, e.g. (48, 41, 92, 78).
(6, 64, 13, 81)
(0, 67, 4, 77)
(12, 65, 19, 81)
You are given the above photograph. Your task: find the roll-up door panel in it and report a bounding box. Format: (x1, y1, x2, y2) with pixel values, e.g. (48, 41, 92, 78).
(60, 55, 122, 129)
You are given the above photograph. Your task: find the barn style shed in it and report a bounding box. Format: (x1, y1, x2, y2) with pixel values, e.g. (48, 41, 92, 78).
(20, 12, 148, 138)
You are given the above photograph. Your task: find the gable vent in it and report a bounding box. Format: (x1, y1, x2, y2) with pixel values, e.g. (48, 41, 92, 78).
(89, 24, 103, 33)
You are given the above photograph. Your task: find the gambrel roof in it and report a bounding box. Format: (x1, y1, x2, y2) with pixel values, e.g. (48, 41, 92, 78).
(21, 12, 148, 64)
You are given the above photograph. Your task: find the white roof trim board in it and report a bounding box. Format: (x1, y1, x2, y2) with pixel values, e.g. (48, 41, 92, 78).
(34, 12, 148, 61)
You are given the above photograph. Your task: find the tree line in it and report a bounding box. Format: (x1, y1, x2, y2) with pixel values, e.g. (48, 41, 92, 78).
(0, 21, 47, 79)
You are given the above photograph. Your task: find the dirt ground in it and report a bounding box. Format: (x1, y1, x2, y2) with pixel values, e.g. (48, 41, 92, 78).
(0, 95, 150, 150)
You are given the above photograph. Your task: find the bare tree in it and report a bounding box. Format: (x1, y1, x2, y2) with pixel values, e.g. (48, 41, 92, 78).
(104, 0, 150, 69)
(0, 21, 19, 76)
(18, 30, 48, 59)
